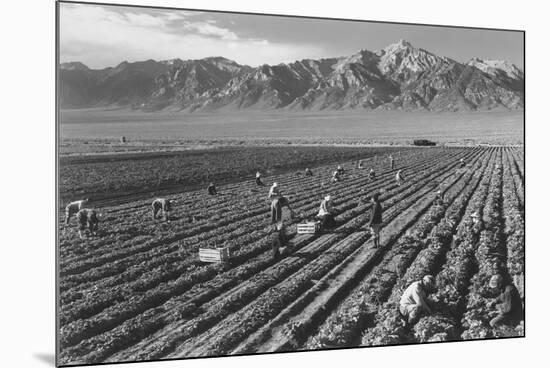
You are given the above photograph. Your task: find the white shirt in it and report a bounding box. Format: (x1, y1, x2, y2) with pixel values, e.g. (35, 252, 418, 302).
(400, 281, 428, 309)
(318, 199, 333, 217)
(66, 199, 87, 212)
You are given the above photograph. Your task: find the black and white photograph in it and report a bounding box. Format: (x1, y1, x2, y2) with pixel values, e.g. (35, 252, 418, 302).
(55, 1, 525, 366)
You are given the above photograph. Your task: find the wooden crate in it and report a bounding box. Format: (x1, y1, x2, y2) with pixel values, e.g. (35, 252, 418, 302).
(297, 221, 321, 234)
(199, 247, 231, 263)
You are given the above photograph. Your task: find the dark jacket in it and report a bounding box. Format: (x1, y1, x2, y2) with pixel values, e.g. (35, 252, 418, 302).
(369, 201, 383, 226)
(496, 284, 523, 319)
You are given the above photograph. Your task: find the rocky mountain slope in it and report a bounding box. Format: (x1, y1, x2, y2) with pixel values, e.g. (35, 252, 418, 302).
(59, 40, 524, 112)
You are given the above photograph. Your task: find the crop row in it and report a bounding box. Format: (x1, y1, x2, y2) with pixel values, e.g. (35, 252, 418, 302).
(57, 148, 478, 364)
(361, 148, 498, 346)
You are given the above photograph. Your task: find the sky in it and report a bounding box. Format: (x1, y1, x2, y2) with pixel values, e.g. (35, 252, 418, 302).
(59, 2, 524, 70)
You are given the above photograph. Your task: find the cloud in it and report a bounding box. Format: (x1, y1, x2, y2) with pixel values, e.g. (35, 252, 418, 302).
(59, 3, 327, 68)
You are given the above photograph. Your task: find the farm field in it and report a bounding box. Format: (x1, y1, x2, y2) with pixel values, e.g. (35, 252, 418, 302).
(57, 146, 524, 366)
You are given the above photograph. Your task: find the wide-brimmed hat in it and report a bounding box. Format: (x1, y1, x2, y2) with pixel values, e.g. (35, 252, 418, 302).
(489, 274, 503, 288)
(422, 275, 436, 288)
(325, 195, 331, 201)
(273, 182, 278, 187)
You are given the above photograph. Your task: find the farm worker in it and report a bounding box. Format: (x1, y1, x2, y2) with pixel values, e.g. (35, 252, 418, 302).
(268, 182, 282, 199)
(433, 189, 444, 206)
(269, 222, 288, 260)
(255, 171, 265, 186)
(305, 168, 313, 176)
(368, 193, 383, 247)
(207, 182, 217, 195)
(487, 274, 523, 328)
(271, 196, 295, 224)
(460, 158, 466, 168)
(469, 211, 485, 232)
(368, 168, 376, 180)
(76, 208, 99, 239)
(332, 170, 341, 183)
(399, 275, 437, 325)
(396, 170, 405, 186)
(337, 165, 345, 175)
(65, 198, 89, 224)
(317, 195, 337, 229)
(389, 155, 395, 170)
(357, 160, 364, 169)
(152, 198, 172, 221)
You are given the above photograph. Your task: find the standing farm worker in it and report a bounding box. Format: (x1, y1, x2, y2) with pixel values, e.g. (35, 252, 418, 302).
(433, 189, 444, 206)
(207, 182, 217, 195)
(368, 193, 383, 247)
(389, 155, 395, 170)
(271, 196, 295, 224)
(76, 208, 99, 239)
(396, 170, 405, 186)
(317, 195, 337, 229)
(399, 275, 437, 326)
(65, 198, 90, 224)
(487, 274, 523, 328)
(268, 182, 282, 199)
(269, 222, 289, 260)
(368, 168, 376, 180)
(305, 168, 313, 176)
(152, 198, 172, 221)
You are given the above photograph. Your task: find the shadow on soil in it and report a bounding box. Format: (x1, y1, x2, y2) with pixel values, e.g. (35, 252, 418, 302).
(33, 353, 55, 366)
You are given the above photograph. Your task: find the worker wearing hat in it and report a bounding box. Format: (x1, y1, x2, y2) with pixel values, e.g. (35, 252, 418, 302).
(487, 274, 523, 328)
(317, 195, 337, 229)
(399, 275, 437, 325)
(470, 211, 485, 232)
(433, 189, 444, 206)
(396, 169, 405, 186)
(270, 195, 295, 224)
(368, 193, 383, 247)
(268, 182, 282, 199)
(207, 182, 217, 195)
(255, 171, 265, 186)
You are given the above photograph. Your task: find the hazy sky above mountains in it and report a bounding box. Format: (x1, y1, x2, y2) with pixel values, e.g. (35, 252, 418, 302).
(59, 2, 524, 69)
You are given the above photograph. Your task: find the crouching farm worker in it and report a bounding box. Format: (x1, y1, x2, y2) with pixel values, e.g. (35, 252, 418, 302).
(305, 168, 313, 176)
(368, 193, 383, 247)
(487, 274, 523, 328)
(395, 169, 405, 186)
(269, 222, 289, 260)
(271, 196, 295, 224)
(433, 189, 444, 206)
(368, 168, 376, 181)
(399, 275, 437, 326)
(65, 198, 89, 224)
(152, 198, 172, 221)
(207, 182, 217, 195)
(255, 171, 265, 186)
(76, 208, 99, 239)
(317, 195, 337, 229)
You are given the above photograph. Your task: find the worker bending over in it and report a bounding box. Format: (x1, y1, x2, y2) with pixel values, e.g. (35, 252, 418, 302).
(207, 182, 217, 195)
(256, 171, 265, 186)
(305, 168, 313, 176)
(487, 274, 523, 328)
(152, 198, 172, 221)
(396, 169, 405, 186)
(368, 168, 376, 180)
(76, 208, 99, 239)
(65, 198, 89, 224)
(317, 195, 337, 229)
(399, 275, 437, 326)
(271, 195, 295, 224)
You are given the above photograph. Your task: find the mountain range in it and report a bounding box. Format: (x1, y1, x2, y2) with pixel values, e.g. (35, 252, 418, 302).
(59, 40, 524, 112)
